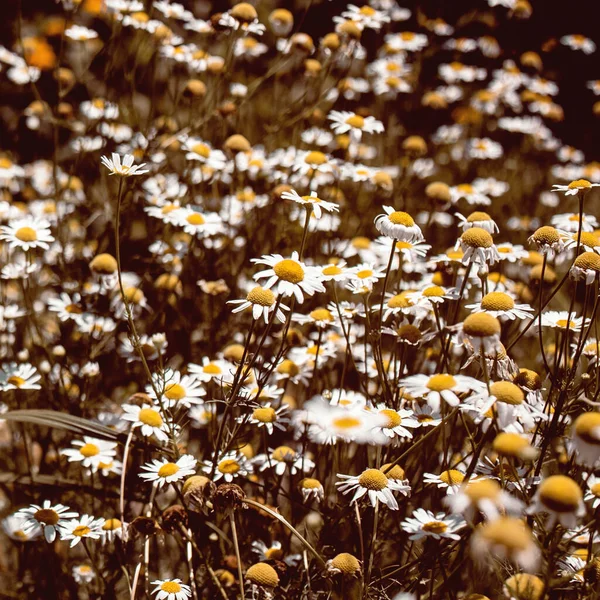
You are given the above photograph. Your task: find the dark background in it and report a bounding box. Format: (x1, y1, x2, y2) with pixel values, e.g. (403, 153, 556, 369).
(1, 0, 599, 159)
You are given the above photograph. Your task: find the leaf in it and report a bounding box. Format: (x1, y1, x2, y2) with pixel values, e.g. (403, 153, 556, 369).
(3, 409, 122, 443)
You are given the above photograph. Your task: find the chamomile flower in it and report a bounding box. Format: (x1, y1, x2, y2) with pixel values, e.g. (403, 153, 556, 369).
(466, 292, 534, 320)
(457, 227, 500, 265)
(228, 286, 289, 323)
(400, 508, 465, 540)
(59, 514, 106, 548)
(328, 111, 384, 135)
(336, 468, 409, 509)
(241, 403, 289, 434)
(254, 445, 314, 476)
(281, 189, 339, 219)
(61, 437, 118, 472)
(121, 403, 173, 442)
(205, 451, 250, 482)
(299, 478, 325, 502)
(584, 474, 600, 508)
(551, 179, 600, 196)
(372, 404, 418, 440)
(72, 564, 95, 584)
(572, 412, 600, 466)
(1, 362, 42, 390)
(139, 455, 197, 488)
(374, 206, 423, 242)
(17, 501, 78, 543)
(528, 475, 585, 529)
(151, 579, 192, 600)
(0, 218, 54, 251)
(423, 469, 467, 495)
(148, 369, 206, 408)
(252, 252, 325, 303)
(100, 153, 149, 176)
(540, 311, 588, 333)
(400, 373, 485, 412)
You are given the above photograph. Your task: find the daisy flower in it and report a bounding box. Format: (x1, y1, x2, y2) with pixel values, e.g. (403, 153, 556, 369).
(372, 404, 418, 441)
(254, 445, 314, 476)
(446, 478, 524, 521)
(561, 34, 596, 54)
(147, 369, 206, 408)
(121, 403, 173, 442)
(188, 357, 232, 383)
(241, 403, 289, 434)
(400, 508, 465, 541)
(139, 455, 197, 488)
(251, 252, 325, 303)
(336, 468, 410, 510)
(72, 564, 95, 584)
(423, 469, 467, 495)
(17, 501, 78, 543)
(281, 189, 339, 219)
(572, 412, 600, 466)
(527, 475, 584, 529)
(456, 227, 500, 265)
(551, 212, 598, 233)
(151, 579, 192, 600)
(584, 474, 600, 508)
(228, 286, 289, 323)
(0, 218, 54, 251)
(374, 206, 423, 241)
(400, 373, 485, 412)
(328, 110, 384, 135)
(101, 153, 149, 176)
(551, 179, 600, 196)
(204, 451, 250, 482)
(61, 437, 118, 472)
(59, 514, 106, 548)
(1, 362, 42, 390)
(2, 513, 40, 542)
(299, 478, 325, 502)
(540, 311, 588, 333)
(466, 291, 534, 320)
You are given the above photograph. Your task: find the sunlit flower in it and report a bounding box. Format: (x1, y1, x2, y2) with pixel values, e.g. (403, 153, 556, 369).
(0, 218, 54, 251)
(17, 501, 78, 543)
(336, 468, 410, 509)
(59, 514, 106, 548)
(61, 437, 118, 472)
(121, 403, 173, 442)
(139, 455, 197, 488)
(401, 508, 465, 540)
(281, 189, 339, 219)
(151, 579, 192, 600)
(375, 206, 423, 241)
(101, 153, 149, 176)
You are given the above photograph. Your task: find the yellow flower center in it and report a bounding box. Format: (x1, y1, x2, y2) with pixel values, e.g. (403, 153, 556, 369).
(591, 483, 600, 497)
(218, 459, 240, 474)
(203, 362, 222, 374)
(138, 408, 163, 427)
(359, 5, 376, 15)
(388, 211, 415, 227)
(575, 412, 600, 443)
(73, 526, 91, 537)
(356, 269, 373, 279)
(463, 313, 501, 337)
(301, 477, 322, 489)
(0, 157, 13, 169)
(7, 375, 26, 387)
(80, 443, 100, 457)
(422, 521, 448, 534)
(380, 409, 402, 428)
(246, 563, 280, 587)
(186, 213, 205, 225)
(273, 259, 304, 284)
(439, 469, 465, 485)
(345, 115, 365, 129)
(465, 478, 501, 501)
(426, 374, 456, 392)
(352, 236, 371, 249)
(246, 286, 275, 306)
(490, 381, 524, 405)
(423, 285, 445, 298)
(252, 407, 277, 423)
(301, 194, 322, 203)
(401, 32, 415, 40)
(568, 179, 592, 189)
(323, 265, 343, 276)
(15, 227, 38, 242)
(461, 227, 493, 248)
(332, 416, 361, 429)
(191, 143, 210, 158)
(34, 508, 59, 525)
(272, 446, 296, 462)
(103, 518, 122, 530)
(538, 475, 582, 512)
(556, 319, 576, 329)
(481, 292, 514, 311)
(161, 582, 182, 593)
(158, 463, 180, 478)
(358, 468, 389, 490)
(305, 151, 327, 165)
(164, 383, 186, 400)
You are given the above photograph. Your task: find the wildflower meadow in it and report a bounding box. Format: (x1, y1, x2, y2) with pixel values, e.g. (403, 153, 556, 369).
(1, 0, 600, 598)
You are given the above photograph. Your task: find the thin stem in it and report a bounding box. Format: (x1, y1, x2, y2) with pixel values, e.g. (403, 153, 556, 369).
(229, 512, 245, 600)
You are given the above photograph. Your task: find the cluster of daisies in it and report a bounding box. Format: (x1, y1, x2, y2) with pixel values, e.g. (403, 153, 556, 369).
(1, 0, 600, 599)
